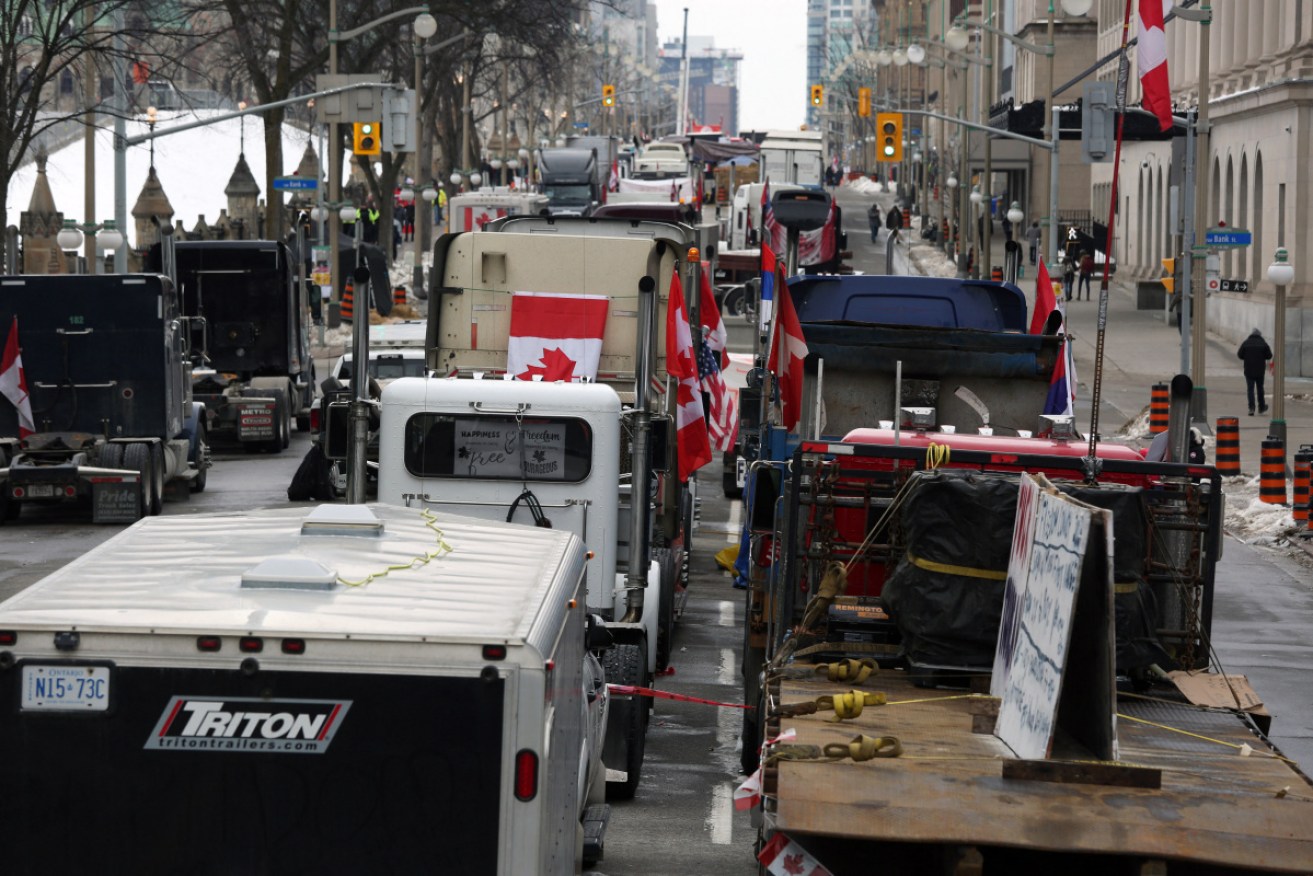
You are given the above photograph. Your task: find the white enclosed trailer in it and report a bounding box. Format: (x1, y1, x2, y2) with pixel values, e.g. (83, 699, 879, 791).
(0, 503, 610, 873)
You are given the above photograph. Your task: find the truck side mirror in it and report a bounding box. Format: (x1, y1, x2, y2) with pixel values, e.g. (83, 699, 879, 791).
(648, 414, 672, 474)
(322, 396, 351, 461)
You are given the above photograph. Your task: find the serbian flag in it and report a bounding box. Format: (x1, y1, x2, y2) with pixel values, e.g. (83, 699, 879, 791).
(1, 316, 35, 438)
(666, 273, 713, 480)
(697, 264, 736, 452)
(767, 265, 808, 432)
(757, 832, 833, 876)
(1044, 321, 1076, 417)
(1029, 259, 1058, 335)
(508, 292, 609, 382)
(759, 240, 777, 330)
(1138, 0, 1174, 132)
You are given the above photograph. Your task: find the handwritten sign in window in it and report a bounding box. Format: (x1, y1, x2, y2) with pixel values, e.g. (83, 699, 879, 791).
(453, 420, 567, 480)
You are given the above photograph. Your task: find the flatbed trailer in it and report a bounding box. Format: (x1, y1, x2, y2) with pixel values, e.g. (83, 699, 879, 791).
(761, 669, 1313, 874)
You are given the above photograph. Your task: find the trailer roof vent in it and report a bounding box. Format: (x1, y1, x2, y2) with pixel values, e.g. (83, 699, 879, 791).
(240, 555, 338, 591)
(300, 504, 385, 538)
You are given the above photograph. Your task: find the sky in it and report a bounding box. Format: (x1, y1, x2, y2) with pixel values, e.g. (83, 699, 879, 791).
(650, 0, 808, 133)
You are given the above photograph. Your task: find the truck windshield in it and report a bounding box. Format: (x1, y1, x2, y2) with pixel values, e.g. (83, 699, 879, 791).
(339, 355, 427, 382)
(543, 184, 593, 207)
(404, 413, 593, 482)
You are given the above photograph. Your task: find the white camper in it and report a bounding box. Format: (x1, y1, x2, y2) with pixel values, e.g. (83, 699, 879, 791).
(0, 504, 611, 873)
(448, 189, 550, 233)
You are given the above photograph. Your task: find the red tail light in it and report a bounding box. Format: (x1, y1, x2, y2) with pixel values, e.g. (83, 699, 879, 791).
(310, 407, 322, 431)
(281, 638, 306, 654)
(514, 749, 539, 801)
(196, 635, 222, 652)
(482, 644, 507, 661)
(239, 636, 264, 653)
(0, 631, 16, 646)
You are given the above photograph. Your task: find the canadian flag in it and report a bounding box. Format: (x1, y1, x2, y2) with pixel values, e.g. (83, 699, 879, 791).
(1138, 0, 1174, 132)
(507, 292, 610, 382)
(1, 316, 35, 438)
(665, 273, 713, 481)
(767, 265, 809, 432)
(697, 264, 736, 452)
(463, 206, 505, 232)
(757, 832, 833, 876)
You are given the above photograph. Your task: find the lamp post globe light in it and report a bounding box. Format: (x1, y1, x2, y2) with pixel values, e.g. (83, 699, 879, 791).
(450, 171, 463, 186)
(469, 171, 483, 187)
(1060, 0, 1093, 15)
(1267, 247, 1295, 442)
(893, 49, 908, 67)
(1007, 202, 1024, 225)
(945, 25, 970, 53)
(338, 204, 356, 224)
(877, 50, 892, 67)
(906, 44, 926, 65)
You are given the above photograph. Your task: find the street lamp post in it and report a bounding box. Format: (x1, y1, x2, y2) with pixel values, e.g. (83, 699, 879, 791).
(1267, 248, 1295, 449)
(57, 219, 122, 274)
(411, 13, 437, 301)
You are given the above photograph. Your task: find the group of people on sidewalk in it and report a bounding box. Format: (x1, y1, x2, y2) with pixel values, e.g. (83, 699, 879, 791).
(1059, 251, 1097, 302)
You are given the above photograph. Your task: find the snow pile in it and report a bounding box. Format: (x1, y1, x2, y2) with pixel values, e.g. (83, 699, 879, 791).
(844, 177, 890, 196)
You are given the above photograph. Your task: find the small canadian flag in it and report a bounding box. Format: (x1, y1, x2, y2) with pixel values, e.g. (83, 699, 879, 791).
(0, 316, 35, 438)
(507, 292, 610, 382)
(757, 832, 834, 876)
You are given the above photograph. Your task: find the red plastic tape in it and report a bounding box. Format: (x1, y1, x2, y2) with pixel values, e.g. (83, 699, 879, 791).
(607, 683, 753, 710)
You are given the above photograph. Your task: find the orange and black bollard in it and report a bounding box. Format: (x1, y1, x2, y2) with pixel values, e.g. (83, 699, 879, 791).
(1260, 437, 1287, 505)
(341, 283, 354, 323)
(1214, 417, 1241, 476)
(1149, 383, 1170, 434)
(393, 285, 407, 307)
(991, 266, 1003, 282)
(1293, 445, 1313, 523)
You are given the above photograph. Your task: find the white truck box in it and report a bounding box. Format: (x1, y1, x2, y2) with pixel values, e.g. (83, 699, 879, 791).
(0, 503, 607, 874)
(759, 129, 824, 188)
(449, 190, 550, 233)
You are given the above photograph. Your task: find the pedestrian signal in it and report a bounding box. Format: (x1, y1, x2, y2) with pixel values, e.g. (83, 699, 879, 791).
(810, 84, 824, 107)
(353, 122, 380, 156)
(602, 84, 616, 107)
(858, 87, 871, 118)
(876, 112, 903, 163)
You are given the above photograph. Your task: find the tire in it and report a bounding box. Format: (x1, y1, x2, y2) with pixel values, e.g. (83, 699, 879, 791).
(602, 642, 647, 801)
(100, 442, 124, 470)
(189, 422, 208, 493)
(722, 285, 746, 318)
(147, 443, 165, 515)
(740, 630, 767, 776)
(122, 443, 152, 520)
(653, 547, 677, 671)
(266, 390, 288, 452)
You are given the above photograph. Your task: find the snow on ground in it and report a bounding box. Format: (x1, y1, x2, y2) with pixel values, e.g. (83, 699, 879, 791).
(8, 109, 320, 249)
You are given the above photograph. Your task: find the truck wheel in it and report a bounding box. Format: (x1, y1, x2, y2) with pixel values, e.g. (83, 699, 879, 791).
(100, 442, 124, 470)
(653, 547, 677, 670)
(740, 634, 766, 776)
(602, 642, 647, 801)
(189, 422, 208, 493)
(266, 390, 289, 452)
(147, 443, 165, 515)
(722, 285, 746, 317)
(122, 443, 152, 520)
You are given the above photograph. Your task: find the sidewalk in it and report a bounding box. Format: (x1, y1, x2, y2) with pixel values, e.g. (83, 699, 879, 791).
(879, 196, 1313, 478)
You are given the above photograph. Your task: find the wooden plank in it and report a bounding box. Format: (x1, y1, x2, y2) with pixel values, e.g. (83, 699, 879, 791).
(769, 671, 1313, 872)
(1000, 759, 1162, 789)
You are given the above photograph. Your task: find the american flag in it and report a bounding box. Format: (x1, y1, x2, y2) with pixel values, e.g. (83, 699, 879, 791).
(697, 266, 737, 452)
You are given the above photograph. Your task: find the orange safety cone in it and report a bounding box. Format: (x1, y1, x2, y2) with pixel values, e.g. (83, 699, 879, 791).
(1149, 383, 1169, 434)
(1214, 417, 1240, 476)
(1260, 437, 1287, 505)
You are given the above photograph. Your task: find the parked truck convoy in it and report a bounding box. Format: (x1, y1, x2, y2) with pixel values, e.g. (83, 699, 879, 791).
(733, 271, 1313, 872)
(146, 238, 315, 452)
(0, 502, 613, 872)
(0, 272, 208, 523)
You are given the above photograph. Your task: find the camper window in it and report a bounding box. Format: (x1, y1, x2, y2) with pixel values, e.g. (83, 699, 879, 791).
(404, 413, 593, 482)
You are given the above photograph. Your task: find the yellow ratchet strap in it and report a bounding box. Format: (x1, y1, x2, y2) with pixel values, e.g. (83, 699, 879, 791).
(907, 552, 1007, 581)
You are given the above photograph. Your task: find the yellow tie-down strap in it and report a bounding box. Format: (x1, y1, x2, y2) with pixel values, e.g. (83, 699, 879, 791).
(908, 552, 1007, 581)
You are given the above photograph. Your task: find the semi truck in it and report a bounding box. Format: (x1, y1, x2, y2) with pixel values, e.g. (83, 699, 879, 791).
(758, 129, 824, 188)
(380, 215, 711, 798)
(146, 238, 315, 452)
(0, 273, 208, 522)
(537, 147, 600, 216)
(0, 502, 613, 872)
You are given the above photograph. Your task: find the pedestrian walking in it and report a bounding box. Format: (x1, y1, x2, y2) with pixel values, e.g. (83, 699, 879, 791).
(867, 203, 882, 242)
(1078, 251, 1095, 300)
(1024, 221, 1041, 265)
(886, 204, 902, 240)
(1062, 256, 1076, 301)
(1237, 328, 1274, 415)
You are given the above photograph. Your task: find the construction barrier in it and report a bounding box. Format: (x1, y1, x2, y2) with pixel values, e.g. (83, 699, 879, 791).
(341, 283, 354, 323)
(1294, 445, 1313, 523)
(1149, 383, 1170, 434)
(1215, 417, 1240, 476)
(393, 285, 407, 307)
(1260, 437, 1287, 505)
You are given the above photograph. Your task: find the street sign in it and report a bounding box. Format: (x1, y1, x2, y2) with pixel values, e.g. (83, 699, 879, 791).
(1220, 278, 1250, 293)
(1204, 227, 1252, 247)
(274, 176, 317, 191)
(573, 121, 589, 129)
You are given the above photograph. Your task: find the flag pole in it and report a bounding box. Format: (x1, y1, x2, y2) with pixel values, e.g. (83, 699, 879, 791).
(1084, 0, 1136, 473)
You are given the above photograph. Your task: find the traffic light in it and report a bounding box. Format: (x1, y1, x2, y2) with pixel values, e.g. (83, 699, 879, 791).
(810, 84, 824, 107)
(1161, 257, 1177, 296)
(352, 121, 380, 156)
(858, 87, 871, 118)
(876, 112, 903, 163)
(602, 84, 615, 107)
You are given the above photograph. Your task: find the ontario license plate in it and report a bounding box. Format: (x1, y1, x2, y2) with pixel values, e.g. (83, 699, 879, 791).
(28, 484, 55, 498)
(21, 665, 111, 711)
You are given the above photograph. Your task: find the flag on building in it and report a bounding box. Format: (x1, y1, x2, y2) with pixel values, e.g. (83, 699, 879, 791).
(759, 240, 778, 330)
(767, 265, 809, 432)
(1029, 259, 1059, 335)
(665, 273, 713, 480)
(507, 292, 610, 382)
(0, 316, 35, 438)
(757, 831, 833, 876)
(697, 265, 737, 452)
(1138, 0, 1174, 131)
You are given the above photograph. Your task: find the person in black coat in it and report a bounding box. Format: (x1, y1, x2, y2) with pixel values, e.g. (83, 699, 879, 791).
(886, 205, 902, 239)
(1237, 328, 1274, 415)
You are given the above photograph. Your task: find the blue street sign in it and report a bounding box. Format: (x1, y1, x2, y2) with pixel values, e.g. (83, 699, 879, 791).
(273, 176, 317, 191)
(1204, 227, 1251, 247)
(573, 121, 589, 129)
